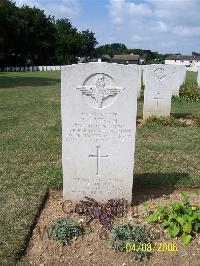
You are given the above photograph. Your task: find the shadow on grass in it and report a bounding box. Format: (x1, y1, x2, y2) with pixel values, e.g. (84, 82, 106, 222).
(0, 76, 60, 89)
(132, 172, 194, 205)
(171, 112, 193, 119)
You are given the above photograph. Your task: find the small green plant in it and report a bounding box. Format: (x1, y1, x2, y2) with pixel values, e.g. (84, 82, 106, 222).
(75, 197, 127, 229)
(144, 116, 187, 127)
(109, 222, 152, 261)
(163, 195, 171, 200)
(179, 83, 200, 102)
(49, 217, 84, 245)
(147, 192, 200, 244)
(196, 189, 200, 197)
(142, 201, 149, 216)
(172, 95, 182, 103)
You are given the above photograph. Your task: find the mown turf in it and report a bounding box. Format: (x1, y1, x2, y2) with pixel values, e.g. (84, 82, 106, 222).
(0, 72, 61, 265)
(0, 70, 199, 265)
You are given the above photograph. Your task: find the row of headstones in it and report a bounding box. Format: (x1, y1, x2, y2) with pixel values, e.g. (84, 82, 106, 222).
(61, 62, 187, 203)
(139, 64, 187, 97)
(136, 64, 186, 119)
(0, 65, 61, 72)
(142, 64, 186, 119)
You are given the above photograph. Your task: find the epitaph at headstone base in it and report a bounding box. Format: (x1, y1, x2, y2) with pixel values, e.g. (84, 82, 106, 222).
(61, 63, 139, 203)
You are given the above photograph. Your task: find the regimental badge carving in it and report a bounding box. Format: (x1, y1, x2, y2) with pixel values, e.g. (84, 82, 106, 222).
(153, 68, 166, 82)
(77, 73, 124, 109)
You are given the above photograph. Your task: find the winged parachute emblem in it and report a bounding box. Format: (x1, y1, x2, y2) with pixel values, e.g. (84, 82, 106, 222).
(154, 68, 166, 82)
(77, 74, 124, 108)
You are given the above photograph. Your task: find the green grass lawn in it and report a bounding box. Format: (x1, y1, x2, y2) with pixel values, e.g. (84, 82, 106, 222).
(0, 70, 200, 265)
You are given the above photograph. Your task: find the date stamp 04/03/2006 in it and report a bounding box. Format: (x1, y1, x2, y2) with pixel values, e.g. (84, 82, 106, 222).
(125, 243, 179, 253)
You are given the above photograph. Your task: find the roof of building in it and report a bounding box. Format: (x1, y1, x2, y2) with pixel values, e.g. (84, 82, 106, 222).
(101, 54, 139, 61)
(166, 55, 200, 61)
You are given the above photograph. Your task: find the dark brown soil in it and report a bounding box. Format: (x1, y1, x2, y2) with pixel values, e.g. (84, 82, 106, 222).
(19, 188, 200, 266)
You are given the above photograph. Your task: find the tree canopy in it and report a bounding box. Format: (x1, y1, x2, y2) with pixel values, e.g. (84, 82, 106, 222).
(0, 0, 173, 67)
(0, 0, 97, 66)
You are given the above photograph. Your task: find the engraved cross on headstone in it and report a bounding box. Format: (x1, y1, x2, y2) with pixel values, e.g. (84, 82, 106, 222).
(154, 91, 164, 108)
(89, 146, 108, 175)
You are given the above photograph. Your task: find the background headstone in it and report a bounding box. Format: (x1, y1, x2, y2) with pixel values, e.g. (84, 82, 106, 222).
(32, 66, 38, 71)
(142, 65, 146, 87)
(198, 67, 200, 86)
(180, 65, 186, 85)
(171, 65, 186, 96)
(55, 65, 61, 71)
(143, 65, 173, 119)
(137, 65, 142, 98)
(62, 62, 139, 203)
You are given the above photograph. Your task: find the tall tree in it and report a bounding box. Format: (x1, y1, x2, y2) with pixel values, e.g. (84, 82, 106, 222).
(79, 30, 98, 58)
(0, 0, 18, 66)
(55, 19, 80, 64)
(16, 5, 56, 65)
(95, 43, 128, 58)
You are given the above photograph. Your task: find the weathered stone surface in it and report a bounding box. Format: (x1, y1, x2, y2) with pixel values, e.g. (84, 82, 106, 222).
(137, 65, 142, 98)
(172, 65, 186, 96)
(143, 65, 173, 119)
(197, 67, 200, 86)
(61, 62, 139, 202)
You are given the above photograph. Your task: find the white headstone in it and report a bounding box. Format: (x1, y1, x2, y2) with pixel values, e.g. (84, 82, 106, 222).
(180, 65, 186, 85)
(55, 65, 61, 71)
(33, 66, 38, 71)
(143, 65, 173, 119)
(61, 63, 139, 203)
(137, 66, 142, 98)
(38, 66, 43, 71)
(171, 65, 186, 96)
(142, 65, 147, 88)
(46, 66, 52, 71)
(198, 67, 200, 86)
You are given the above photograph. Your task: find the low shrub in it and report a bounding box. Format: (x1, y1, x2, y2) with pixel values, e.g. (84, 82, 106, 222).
(75, 197, 127, 229)
(49, 217, 84, 245)
(179, 83, 200, 102)
(109, 222, 152, 261)
(144, 116, 187, 127)
(172, 95, 182, 103)
(147, 192, 200, 244)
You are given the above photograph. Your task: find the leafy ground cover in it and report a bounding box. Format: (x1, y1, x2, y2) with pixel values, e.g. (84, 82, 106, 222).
(19, 189, 200, 266)
(0, 70, 199, 264)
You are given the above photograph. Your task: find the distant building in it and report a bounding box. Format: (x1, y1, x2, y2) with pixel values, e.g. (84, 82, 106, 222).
(101, 54, 139, 64)
(165, 55, 200, 67)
